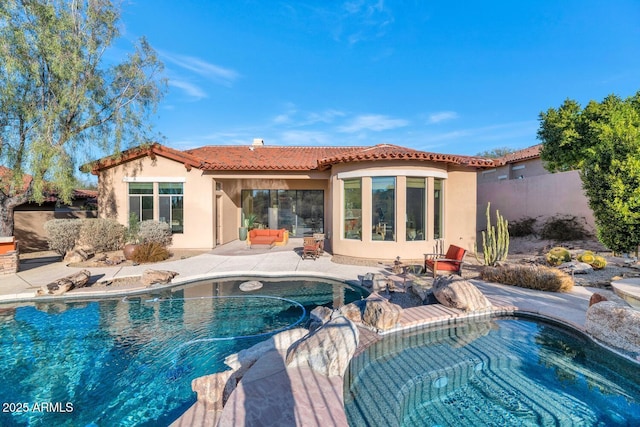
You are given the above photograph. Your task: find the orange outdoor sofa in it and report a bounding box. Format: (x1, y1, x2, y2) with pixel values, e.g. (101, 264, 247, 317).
(247, 229, 289, 248)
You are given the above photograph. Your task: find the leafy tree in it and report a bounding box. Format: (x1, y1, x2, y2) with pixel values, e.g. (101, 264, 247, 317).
(0, 0, 165, 236)
(476, 146, 516, 158)
(538, 92, 640, 253)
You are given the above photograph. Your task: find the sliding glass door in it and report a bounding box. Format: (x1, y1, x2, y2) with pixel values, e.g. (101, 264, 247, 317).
(241, 189, 324, 237)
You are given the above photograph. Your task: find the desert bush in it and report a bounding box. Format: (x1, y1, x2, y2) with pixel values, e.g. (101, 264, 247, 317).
(79, 218, 125, 252)
(508, 217, 537, 237)
(545, 247, 571, 266)
(540, 215, 590, 241)
(481, 264, 574, 292)
(131, 242, 170, 263)
(138, 220, 172, 247)
(44, 219, 83, 255)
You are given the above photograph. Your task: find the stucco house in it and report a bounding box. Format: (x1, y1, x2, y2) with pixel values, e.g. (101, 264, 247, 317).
(87, 139, 493, 261)
(477, 144, 595, 233)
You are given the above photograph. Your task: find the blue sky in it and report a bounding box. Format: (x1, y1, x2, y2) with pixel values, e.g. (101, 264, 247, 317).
(117, 0, 640, 156)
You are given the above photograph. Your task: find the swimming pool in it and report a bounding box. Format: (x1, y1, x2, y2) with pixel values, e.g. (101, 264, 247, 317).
(345, 317, 640, 426)
(0, 276, 367, 427)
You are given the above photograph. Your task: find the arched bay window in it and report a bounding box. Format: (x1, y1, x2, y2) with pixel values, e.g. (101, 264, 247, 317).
(339, 170, 446, 243)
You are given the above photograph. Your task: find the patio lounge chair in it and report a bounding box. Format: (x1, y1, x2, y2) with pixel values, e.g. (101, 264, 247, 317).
(423, 244, 466, 278)
(302, 236, 320, 260)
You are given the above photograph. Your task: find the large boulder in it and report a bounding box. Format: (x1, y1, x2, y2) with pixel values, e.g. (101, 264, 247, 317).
(191, 370, 235, 412)
(224, 328, 308, 374)
(585, 301, 640, 353)
(362, 297, 402, 331)
(432, 276, 492, 312)
(141, 269, 178, 287)
(339, 301, 363, 324)
(286, 316, 359, 377)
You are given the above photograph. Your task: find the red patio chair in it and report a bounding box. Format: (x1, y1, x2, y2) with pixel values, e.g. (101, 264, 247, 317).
(423, 244, 466, 278)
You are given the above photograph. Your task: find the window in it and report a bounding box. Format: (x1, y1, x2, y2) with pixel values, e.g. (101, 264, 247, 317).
(343, 179, 362, 240)
(241, 189, 324, 237)
(406, 178, 425, 241)
(433, 178, 443, 239)
(129, 183, 153, 221)
(372, 177, 395, 241)
(159, 183, 184, 233)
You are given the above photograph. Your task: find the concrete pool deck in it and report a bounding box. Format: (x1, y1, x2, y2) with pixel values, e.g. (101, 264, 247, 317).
(0, 238, 614, 426)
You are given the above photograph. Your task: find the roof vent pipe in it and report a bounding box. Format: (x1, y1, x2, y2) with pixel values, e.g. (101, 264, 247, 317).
(252, 138, 264, 146)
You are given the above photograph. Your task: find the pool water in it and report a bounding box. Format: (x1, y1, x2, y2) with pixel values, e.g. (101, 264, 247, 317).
(345, 317, 640, 426)
(0, 277, 366, 427)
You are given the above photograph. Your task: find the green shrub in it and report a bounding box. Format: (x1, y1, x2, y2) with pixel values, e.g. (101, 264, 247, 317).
(481, 264, 574, 292)
(138, 220, 172, 247)
(540, 215, 590, 241)
(44, 219, 83, 255)
(545, 247, 571, 266)
(131, 242, 170, 263)
(79, 218, 125, 252)
(508, 217, 537, 237)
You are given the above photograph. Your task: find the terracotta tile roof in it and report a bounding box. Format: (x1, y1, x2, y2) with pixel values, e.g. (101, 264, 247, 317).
(88, 142, 495, 173)
(87, 143, 203, 174)
(0, 165, 32, 193)
(317, 144, 495, 170)
(494, 144, 542, 166)
(1, 166, 96, 201)
(188, 146, 364, 171)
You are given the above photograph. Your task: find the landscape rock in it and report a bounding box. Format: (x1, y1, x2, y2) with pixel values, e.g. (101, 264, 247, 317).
(141, 269, 178, 287)
(224, 328, 308, 374)
(557, 261, 593, 275)
(339, 302, 363, 324)
(589, 292, 608, 307)
(362, 297, 402, 331)
(286, 316, 359, 377)
(432, 276, 492, 312)
(35, 269, 91, 296)
(372, 275, 392, 293)
(310, 306, 333, 324)
(585, 301, 640, 354)
(64, 246, 95, 264)
(191, 370, 235, 412)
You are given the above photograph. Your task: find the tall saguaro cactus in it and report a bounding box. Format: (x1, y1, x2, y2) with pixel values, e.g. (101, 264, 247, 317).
(479, 202, 509, 266)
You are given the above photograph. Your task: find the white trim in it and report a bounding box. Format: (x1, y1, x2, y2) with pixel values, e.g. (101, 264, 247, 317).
(498, 175, 508, 180)
(123, 177, 186, 183)
(481, 169, 496, 174)
(337, 169, 447, 180)
(512, 165, 526, 171)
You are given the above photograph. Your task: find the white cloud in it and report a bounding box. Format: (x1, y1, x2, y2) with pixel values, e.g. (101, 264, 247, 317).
(428, 111, 459, 124)
(421, 120, 538, 144)
(304, 109, 346, 125)
(273, 107, 345, 126)
(161, 51, 239, 86)
(338, 114, 409, 133)
(168, 79, 207, 100)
